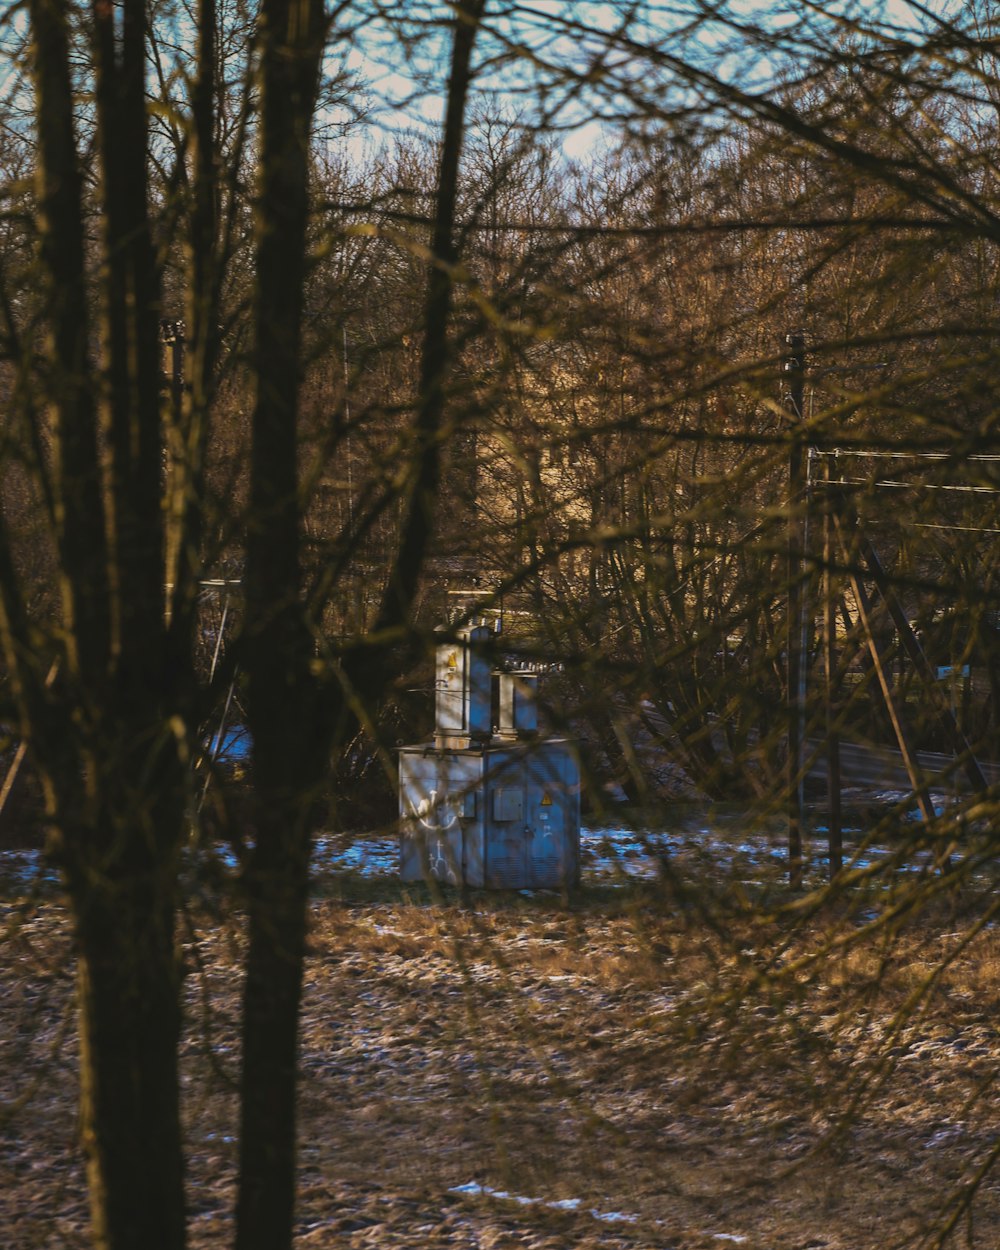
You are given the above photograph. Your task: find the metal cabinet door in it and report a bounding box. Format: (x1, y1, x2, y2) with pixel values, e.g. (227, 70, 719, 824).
(486, 785, 528, 887)
(525, 765, 567, 888)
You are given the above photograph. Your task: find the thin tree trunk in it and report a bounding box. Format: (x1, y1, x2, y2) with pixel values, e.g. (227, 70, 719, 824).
(374, 0, 488, 637)
(168, 0, 221, 664)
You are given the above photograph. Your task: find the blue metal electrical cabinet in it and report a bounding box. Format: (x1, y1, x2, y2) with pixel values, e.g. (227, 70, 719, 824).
(398, 629, 581, 889)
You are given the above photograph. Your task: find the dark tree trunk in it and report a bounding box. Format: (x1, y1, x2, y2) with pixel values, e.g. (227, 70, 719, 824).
(374, 0, 488, 637)
(236, 1, 327, 1247)
(236, 7, 486, 1250)
(234, 799, 315, 1250)
(22, 4, 190, 1248)
(74, 813, 186, 1250)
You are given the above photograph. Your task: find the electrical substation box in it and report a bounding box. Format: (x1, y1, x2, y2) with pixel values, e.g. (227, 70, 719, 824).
(398, 630, 580, 889)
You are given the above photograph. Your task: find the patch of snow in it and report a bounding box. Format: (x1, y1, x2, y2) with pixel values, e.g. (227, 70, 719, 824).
(5, 803, 989, 897)
(448, 1184, 645, 1226)
(924, 1124, 966, 1149)
(313, 835, 397, 877)
(0, 849, 58, 888)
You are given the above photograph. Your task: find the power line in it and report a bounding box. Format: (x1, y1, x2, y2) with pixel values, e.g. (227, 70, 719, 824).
(813, 449, 1000, 462)
(328, 200, 961, 238)
(828, 476, 1000, 494)
(915, 522, 1000, 535)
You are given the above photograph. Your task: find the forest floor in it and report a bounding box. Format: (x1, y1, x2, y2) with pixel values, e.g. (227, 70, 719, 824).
(2, 812, 1000, 1250)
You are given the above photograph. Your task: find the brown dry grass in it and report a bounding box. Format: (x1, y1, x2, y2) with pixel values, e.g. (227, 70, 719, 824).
(2, 873, 999, 1249)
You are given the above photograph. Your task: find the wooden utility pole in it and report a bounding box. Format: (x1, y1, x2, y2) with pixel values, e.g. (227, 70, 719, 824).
(785, 330, 806, 887)
(823, 457, 843, 878)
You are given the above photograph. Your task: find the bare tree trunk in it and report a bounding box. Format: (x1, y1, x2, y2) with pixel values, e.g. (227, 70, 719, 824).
(236, 1, 327, 1246)
(167, 0, 221, 665)
(23, 4, 189, 1247)
(30, 0, 109, 672)
(374, 0, 487, 636)
(236, 7, 486, 1249)
(91, 0, 165, 668)
(74, 818, 186, 1250)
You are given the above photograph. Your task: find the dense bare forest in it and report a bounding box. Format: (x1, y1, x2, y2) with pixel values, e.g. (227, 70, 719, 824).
(1, 2, 999, 1249)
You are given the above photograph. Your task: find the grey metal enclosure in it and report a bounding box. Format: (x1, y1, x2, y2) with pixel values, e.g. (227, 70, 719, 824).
(399, 625, 580, 888)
